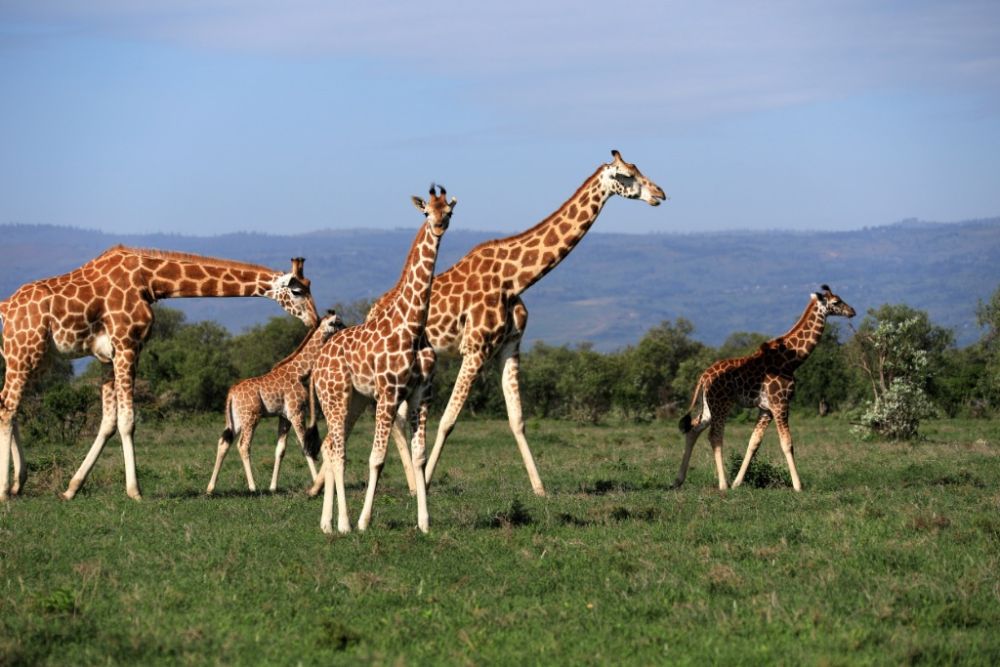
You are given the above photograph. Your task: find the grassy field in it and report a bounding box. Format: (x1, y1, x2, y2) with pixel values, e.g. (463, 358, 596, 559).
(1, 413, 998, 665)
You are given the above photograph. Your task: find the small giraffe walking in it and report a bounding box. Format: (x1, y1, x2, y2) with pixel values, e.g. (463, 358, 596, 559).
(206, 310, 345, 495)
(313, 185, 453, 534)
(674, 285, 855, 491)
(384, 151, 666, 498)
(0, 247, 318, 501)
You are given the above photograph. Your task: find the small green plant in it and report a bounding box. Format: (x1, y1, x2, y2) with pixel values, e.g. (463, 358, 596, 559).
(726, 452, 791, 488)
(39, 586, 78, 616)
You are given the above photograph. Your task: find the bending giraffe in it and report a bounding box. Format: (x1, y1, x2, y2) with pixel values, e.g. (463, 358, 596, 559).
(312, 185, 453, 534)
(375, 150, 666, 496)
(673, 285, 856, 491)
(206, 310, 345, 495)
(0, 247, 319, 501)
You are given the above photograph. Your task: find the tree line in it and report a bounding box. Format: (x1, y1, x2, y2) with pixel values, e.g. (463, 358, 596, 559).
(5, 285, 999, 446)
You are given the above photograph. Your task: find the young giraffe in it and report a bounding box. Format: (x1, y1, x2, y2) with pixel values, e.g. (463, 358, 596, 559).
(379, 150, 666, 497)
(0, 246, 319, 501)
(312, 185, 453, 534)
(673, 285, 856, 491)
(205, 310, 345, 495)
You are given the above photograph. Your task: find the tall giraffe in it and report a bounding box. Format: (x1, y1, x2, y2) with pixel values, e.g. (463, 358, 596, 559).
(312, 185, 453, 534)
(0, 246, 319, 501)
(673, 285, 856, 491)
(206, 310, 345, 495)
(384, 150, 665, 496)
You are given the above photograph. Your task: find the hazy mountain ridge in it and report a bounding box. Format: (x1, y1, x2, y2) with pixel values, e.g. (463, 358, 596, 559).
(1, 219, 997, 350)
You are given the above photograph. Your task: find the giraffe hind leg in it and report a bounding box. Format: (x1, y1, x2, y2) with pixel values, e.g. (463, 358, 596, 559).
(673, 419, 709, 489)
(424, 351, 487, 488)
(709, 420, 729, 490)
(63, 374, 117, 500)
(206, 426, 234, 495)
(269, 416, 292, 492)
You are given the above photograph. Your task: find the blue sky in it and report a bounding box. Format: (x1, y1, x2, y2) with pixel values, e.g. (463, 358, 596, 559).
(1, 1, 998, 236)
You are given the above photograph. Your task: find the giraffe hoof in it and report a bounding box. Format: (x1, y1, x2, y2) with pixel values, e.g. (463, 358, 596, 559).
(127, 490, 143, 501)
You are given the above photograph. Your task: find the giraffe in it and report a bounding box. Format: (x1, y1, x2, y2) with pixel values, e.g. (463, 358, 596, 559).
(312, 185, 453, 534)
(380, 150, 666, 497)
(205, 310, 345, 495)
(0, 246, 319, 501)
(673, 285, 856, 491)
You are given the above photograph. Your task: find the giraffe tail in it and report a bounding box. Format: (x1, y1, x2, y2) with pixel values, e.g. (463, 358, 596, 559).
(220, 392, 237, 444)
(301, 373, 321, 459)
(678, 377, 707, 434)
(303, 424, 321, 459)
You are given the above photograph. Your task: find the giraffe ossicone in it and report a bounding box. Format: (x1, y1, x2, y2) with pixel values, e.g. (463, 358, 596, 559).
(673, 285, 856, 492)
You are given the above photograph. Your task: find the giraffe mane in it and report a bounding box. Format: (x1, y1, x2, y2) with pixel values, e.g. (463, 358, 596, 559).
(106, 245, 280, 275)
(460, 164, 605, 255)
(269, 325, 321, 371)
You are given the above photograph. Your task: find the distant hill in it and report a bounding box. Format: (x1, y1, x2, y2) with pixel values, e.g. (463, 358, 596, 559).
(1, 219, 998, 350)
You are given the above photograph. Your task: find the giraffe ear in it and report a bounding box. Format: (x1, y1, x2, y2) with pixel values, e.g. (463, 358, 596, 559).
(448, 197, 458, 209)
(411, 196, 426, 212)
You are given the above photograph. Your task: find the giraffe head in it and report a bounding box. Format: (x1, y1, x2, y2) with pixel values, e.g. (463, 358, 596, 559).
(411, 184, 457, 237)
(814, 284, 856, 318)
(601, 150, 667, 206)
(318, 309, 347, 343)
(267, 257, 320, 327)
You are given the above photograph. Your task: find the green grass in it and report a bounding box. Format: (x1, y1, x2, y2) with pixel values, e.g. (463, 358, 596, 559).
(2, 414, 999, 665)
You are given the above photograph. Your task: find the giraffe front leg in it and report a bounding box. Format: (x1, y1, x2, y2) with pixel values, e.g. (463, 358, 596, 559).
(425, 351, 487, 487)
(319, 386, 352, 533)
(63, 374, 117, 500)
(499, 339, 545, 497)
(0, 419, 11, 502)
(10, 421, 26, 496)
(320, 427, 350, 534)
(391, 402, 417, 496)
(108, 350, 143, 500)
(269, 417, 292, 492)
(1, 338, 45, 500)
(732, 412, 772, 488)
(774, 410, 802, 491)
(357, 399, 395, 532)
(310, 392, 366, 497)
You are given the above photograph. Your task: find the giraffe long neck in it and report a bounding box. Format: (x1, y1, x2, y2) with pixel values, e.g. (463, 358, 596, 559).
(139, 252, 277, 300)
(776, 298, 827, 364)
(272, 325, 327, 377)
(390, 223, 442, 335)
(498, 166, 612, 296)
